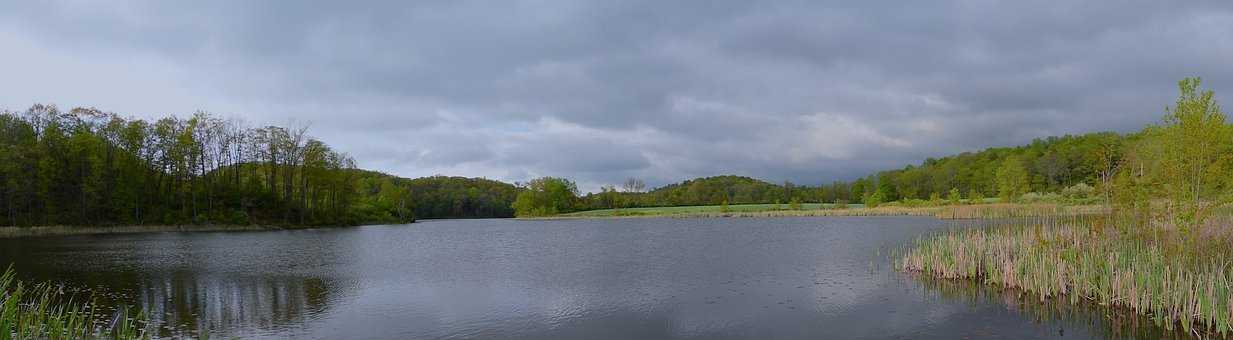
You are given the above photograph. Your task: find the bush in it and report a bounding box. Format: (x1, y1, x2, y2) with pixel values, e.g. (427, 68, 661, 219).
(1018, 192, 1063, 203)
(1061, 183, 1095, 200)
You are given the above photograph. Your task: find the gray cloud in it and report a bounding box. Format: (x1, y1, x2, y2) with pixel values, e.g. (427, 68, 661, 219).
(2, 0, 1232, 192)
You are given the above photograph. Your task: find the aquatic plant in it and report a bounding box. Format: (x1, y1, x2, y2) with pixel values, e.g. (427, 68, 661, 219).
(934, 203, 1105, 220)
(0, 267, 149, 340)
(901, 214, 1233, 336)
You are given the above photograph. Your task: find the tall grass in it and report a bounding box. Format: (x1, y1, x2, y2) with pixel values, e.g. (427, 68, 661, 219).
(900, 213, 1233, 336)
(555, 205, 944, 219)
(912, 273, 1191, 339)
(935, 203, 1106, 220)
(0, 267, 150, 340)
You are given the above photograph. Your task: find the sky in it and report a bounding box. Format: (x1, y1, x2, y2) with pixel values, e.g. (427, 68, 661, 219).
(2, 1, 1232, 192)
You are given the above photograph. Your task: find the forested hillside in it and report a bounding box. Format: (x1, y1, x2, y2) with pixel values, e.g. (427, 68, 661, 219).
(354, 173, 519, 219)
(0, 105, 410, 227)
(845, 131, 1123, 205)
(542, 130, 1132, 215)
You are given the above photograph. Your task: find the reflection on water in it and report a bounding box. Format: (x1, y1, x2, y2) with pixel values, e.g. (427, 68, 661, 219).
(135, 273, 339, 337)
(0, 217, 1179, 339)
(912, 274, 1190, 339)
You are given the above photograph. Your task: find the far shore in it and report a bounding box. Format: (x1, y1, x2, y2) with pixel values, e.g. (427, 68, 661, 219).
(0, 224, 363, 239)
(533, 206, 940, 220)
(530, 202, 1105, 220)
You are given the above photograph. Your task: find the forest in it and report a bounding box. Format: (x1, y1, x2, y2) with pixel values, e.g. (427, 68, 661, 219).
(7, 78, 1220, 222)
(0, 105, 410, 227)
(355, 173, 520, 219)
(514, 133, 1126, 216)
(513, 80, 1225, 216)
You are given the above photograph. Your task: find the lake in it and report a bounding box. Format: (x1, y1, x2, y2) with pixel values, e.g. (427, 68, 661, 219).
(0, 217, 1176, 339)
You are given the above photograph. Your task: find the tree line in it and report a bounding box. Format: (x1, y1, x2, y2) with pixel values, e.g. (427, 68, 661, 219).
(353, 173, 520, 219)
(9, 78, 1225, 221)
(0, 105, 409, 227)
(512, 78, 1231, 217)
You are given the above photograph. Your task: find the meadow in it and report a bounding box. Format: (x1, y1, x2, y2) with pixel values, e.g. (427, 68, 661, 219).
(555, 201, 1095, 219)
(558, 203, 843, 217)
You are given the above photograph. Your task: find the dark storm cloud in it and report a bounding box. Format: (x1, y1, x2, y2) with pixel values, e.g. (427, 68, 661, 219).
(2, 1, 1232, 192)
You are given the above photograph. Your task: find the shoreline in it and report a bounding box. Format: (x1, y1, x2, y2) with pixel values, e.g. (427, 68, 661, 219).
(899, 213, 1233, 335)
(0, 224, 374, 239)
(533, 206, 943, 220)
(537, 203, 1104, 220)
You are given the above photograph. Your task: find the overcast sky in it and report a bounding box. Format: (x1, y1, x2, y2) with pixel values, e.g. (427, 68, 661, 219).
(2, 1, 1232, 192)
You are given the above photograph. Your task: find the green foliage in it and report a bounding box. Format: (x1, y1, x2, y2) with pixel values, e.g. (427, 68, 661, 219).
(905, 78, 1233, 335)
(0, 266, 150, 339)
(902, 214, 1233, 336)
(967, 188, 984, 204)
(1156, 77, 1232, 227)
(355, 174, 519, 219)
(788, 197, 802, 210)
(947, 188, 961, 206)
(1060, 183, 1096, 203)
(1018, 192, 1063, 204)
(0, 105, 374, 227)
(996, 156, 1031, 202)
(864, 192, 882, 208)
(719, 199, 730, 213)
(512, 177, 579, 217)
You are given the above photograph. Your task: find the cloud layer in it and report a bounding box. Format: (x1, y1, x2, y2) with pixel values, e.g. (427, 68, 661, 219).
(3, 1, 1232, 191)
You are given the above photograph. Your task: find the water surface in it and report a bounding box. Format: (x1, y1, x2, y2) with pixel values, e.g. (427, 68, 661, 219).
(0, 217, 1175, 339)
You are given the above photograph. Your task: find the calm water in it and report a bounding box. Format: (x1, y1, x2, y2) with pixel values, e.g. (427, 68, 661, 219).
(0, 217, 1176, 339)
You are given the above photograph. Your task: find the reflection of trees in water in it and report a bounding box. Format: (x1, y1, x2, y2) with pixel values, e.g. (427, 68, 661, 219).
(912, 274, 1191, 339)
(134, 272, 342, 337)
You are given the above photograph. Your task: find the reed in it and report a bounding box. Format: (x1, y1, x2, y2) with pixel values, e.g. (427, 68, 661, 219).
(0, 267, 150, 340)
(934, 203, 1106, 220)
(900, 213, 1233, 336)
(551, 205, 945, 219)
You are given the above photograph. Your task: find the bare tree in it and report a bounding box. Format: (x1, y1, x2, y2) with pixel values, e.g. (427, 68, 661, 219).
(622, 177, 646, 193)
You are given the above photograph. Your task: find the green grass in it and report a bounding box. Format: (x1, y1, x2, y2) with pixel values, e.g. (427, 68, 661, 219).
(0, 266, 150, 340)
(558, 203, 850, 217)
(901, 213, 1233, 336)
(557, 201, 1098, 219)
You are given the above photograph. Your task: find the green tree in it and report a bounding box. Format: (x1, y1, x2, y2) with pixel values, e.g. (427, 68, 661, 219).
(996, 156, 1030, 202)
(967, 188, 984, 205)
(0, 105, 366, 227)
(511, 177, 579, 217)
(1156, 77, 1232, 228)
(864, 192, 882, 208)
(947, 188, 961, 206)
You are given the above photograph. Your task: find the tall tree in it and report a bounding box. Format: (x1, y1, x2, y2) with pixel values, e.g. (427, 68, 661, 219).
(996, 156, 1030, 202)
(1156, 77, 1232, 227)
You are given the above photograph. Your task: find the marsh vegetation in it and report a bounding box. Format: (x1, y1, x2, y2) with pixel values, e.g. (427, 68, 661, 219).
(0, 267, 148, 340)
(902, 78, 1233, 336)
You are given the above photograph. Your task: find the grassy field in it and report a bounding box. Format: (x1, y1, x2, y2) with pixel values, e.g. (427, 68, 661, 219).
(558, 201, 1101, 219)
(558, 203, 851, 217)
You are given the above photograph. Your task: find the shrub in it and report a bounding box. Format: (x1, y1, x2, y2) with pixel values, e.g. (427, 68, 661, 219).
(1018, 192, 1063, 203)
(1061, 183, 1096, 200)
